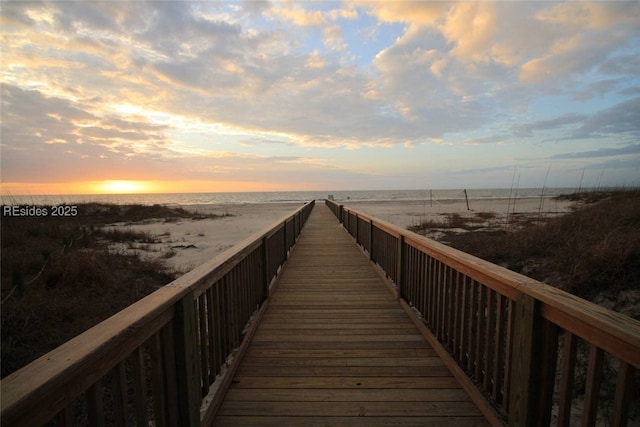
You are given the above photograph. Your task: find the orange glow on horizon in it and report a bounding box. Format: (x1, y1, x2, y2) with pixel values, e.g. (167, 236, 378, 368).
(95, 180, 153, 194)
(1, 180, 298, 196)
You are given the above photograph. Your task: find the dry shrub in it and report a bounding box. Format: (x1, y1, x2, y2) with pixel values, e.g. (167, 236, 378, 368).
(0, 204, 189, 378)
(442, 190, 640, 313)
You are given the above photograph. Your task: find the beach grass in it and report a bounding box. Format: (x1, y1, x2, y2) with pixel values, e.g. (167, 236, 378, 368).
(410, 190, 640, 319)
(0, 203, 229, 378)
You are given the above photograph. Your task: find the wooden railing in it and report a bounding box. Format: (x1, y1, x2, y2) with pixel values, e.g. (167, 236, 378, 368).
(0, 201, 315, 427)
(326, 199, 640, 427)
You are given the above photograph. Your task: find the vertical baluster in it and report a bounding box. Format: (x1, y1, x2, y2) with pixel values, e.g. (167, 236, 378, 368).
(537, 319, 559, 427)
(132, 346, 148, 427)
(162, 322, 179, 427)
(582, 345, 604, 427)
(229, 270, 240, 350)
(110, 361, 128, 427)
(446, 267, 455, 350)
(86, 382, 105, 427)
(198, 295, 209, 395)
(435, 260, 443, 340)
(221, 276, 230, 360)
(443, 265, 450, 347)
(396, 235, 405, 300)
(492, 294, 505, 403)
(239, 260, 247, 330)
(419, 251, 427, 315)
(475, 282, 485, 381)
(173, 293, 200, 427)
(466, 277, 476, 374)
(612, 361, 634, 427)
(459, 273, 468, 364)
(205, 283, 218, 384)
(211, 283, 222, 377)
(502, 298, 515, 413)
(150, 333, 167, 427)
(428, 256, 435, 328)
(483, 289, 495, 390)
(452, 270, 461, 359)
(54, 406, 73, 427)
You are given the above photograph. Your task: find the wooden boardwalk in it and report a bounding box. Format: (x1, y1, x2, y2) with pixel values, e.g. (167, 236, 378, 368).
(213, 205, 491, 426)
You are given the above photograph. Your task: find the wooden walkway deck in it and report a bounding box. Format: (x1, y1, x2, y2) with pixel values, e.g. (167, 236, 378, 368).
(213, 205, 491, 426)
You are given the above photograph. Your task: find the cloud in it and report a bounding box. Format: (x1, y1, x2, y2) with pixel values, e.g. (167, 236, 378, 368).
(0, 84, 172, 181)
(550, 144, 640, 160)
(512, 114, 587, 138)
(2, 1, 640, 191)
(519, 2, 640, 84)
(571, 97, 640, 140)
(511, 97, 640, 142)
(270, 6, 327, 26)
(359, 1, 448, 26)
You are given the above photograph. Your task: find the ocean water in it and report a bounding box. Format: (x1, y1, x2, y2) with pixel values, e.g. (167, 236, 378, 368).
(1, 188, 578, 206)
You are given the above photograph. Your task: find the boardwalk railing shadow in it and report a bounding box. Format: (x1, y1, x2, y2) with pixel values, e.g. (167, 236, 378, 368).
(326, 199, 640, 427)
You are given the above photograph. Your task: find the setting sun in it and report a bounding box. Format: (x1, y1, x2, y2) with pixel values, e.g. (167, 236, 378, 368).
(96, 180, 151, 194)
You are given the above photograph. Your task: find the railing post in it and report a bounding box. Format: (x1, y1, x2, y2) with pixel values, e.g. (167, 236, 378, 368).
(354, 213, 359, 244)
(396, 235, 405, 300)
(262, 236, 270, 300)
(283, 221, 288, 259)
(173, 292, 201, 427)
(509, 291, 545, 427)
(368, 219, 374, 261)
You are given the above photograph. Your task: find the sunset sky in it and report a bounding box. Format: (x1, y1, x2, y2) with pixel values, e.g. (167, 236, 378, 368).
(1, 1, 639, 195)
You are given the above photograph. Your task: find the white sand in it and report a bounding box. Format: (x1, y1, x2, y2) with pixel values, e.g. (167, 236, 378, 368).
(104, 197, 576, 273)
(340, 197, 575, 230)
(104, 203, 307, 273)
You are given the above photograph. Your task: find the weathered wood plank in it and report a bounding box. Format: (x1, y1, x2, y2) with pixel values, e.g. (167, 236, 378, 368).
(223, 388, 467, 401)
(238, 356, 445, 367)
(243, 348, 437, 358)
(237, 365, 453, 377)
(228, 376, 462, 389)
(218, 401, 484, 417)
(214, 416, 490, 427)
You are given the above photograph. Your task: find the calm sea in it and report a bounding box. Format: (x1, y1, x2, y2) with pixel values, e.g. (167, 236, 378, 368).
(1, 188, 578, 206)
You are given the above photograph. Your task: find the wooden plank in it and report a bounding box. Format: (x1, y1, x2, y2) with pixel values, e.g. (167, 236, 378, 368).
(237, 365, 453, 377)
(214, 416, 489, 427)
(247, 341, 430, 350)
(251, 333, 427, 342)
(257, 322, 416, 329)
(239, 356, 445, 367)
(243, 348, 437, 358)
(223, 388, 468, 402)
(228, 376, 462, 389)
(218, 401, 484, 417)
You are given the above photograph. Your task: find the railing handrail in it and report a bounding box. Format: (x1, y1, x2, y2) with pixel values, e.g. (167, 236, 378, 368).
(331, 202, 640, 366)
(1, 201, 315, 426)
(326, 198, 639, 426)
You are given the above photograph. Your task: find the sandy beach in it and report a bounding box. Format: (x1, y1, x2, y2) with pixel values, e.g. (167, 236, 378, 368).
(339, 196, 575, 229)
(104, 203, 308, 272)
(104, 196, 576, 272)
